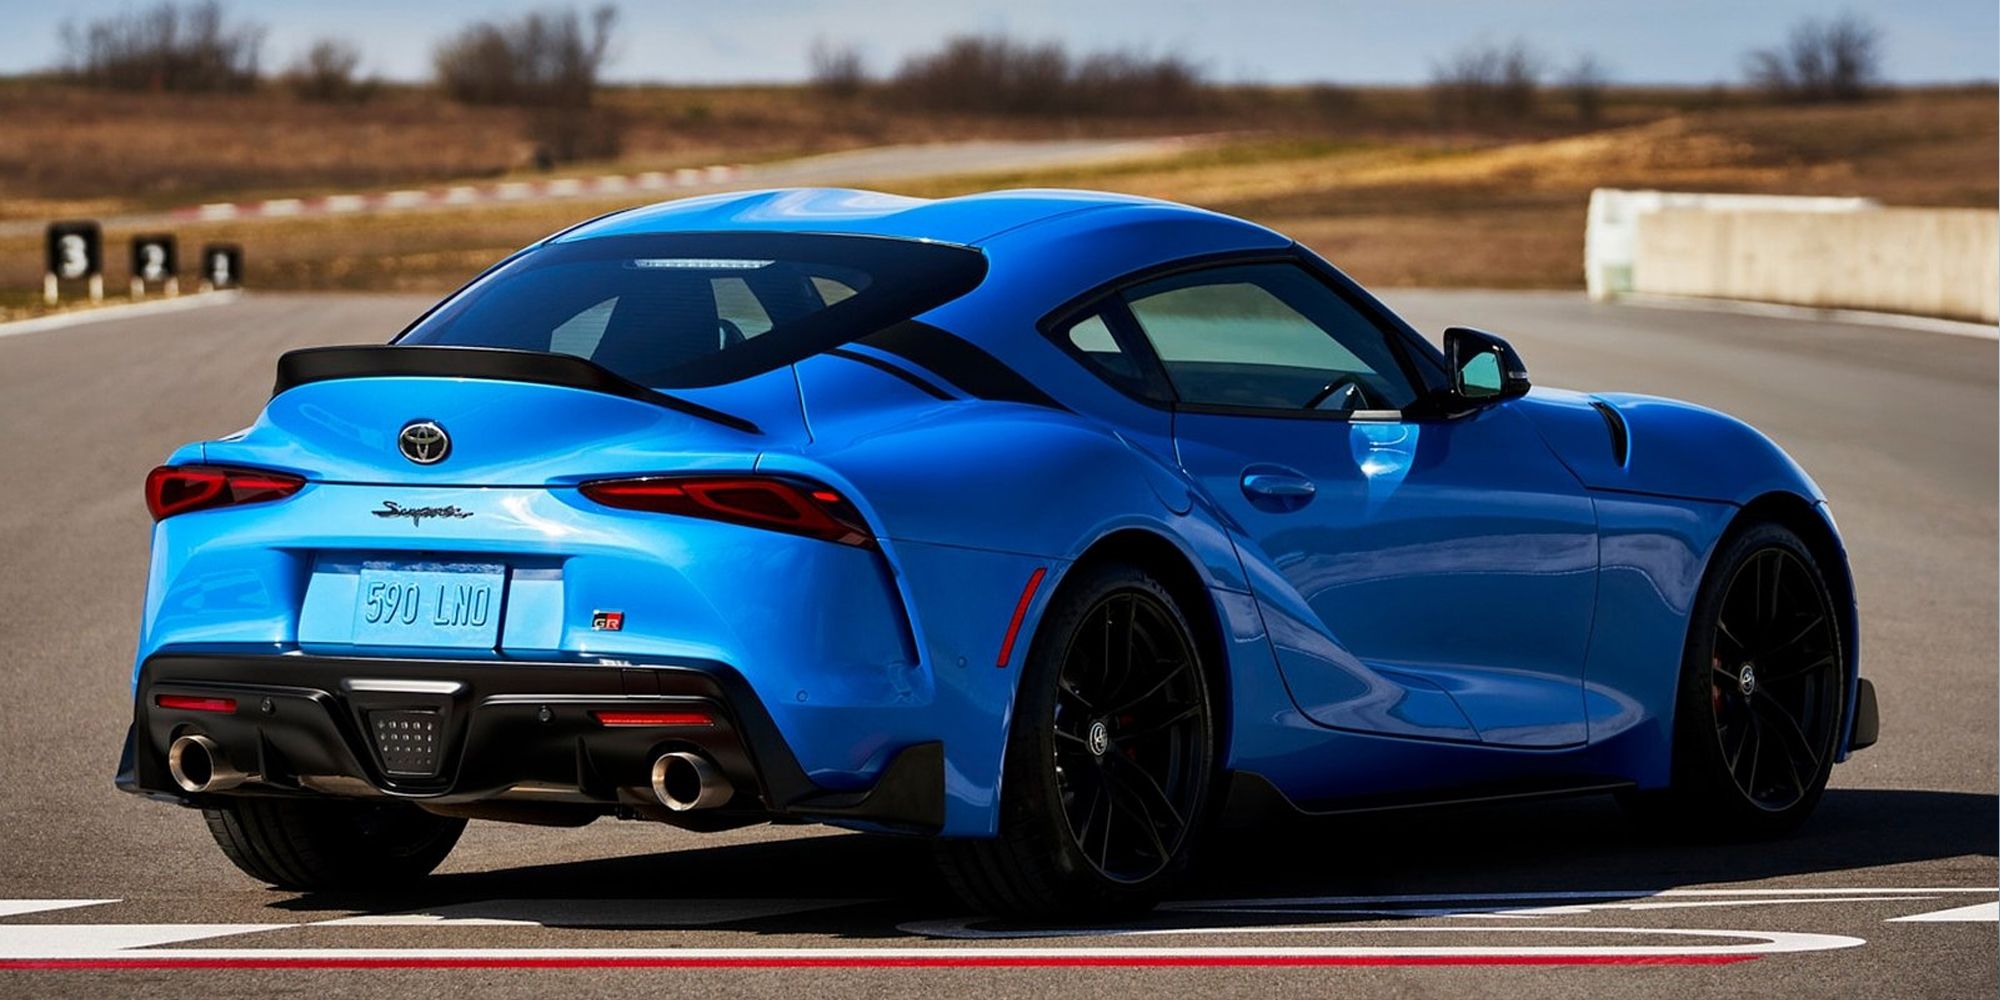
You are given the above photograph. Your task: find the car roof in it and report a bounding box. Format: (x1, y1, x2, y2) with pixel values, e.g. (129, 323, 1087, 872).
(548, 187, 1278, 250)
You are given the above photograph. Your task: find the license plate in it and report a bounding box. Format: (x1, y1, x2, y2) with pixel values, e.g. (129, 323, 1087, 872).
(352, 562, 503, 648)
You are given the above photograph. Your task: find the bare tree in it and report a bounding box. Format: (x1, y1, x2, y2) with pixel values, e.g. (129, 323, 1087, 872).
(434, 5, 621, 163)
(891, 35, 1203, 116)
(1562, 53, 1610, 124)
(809, 39, 868, 99)
(1745, 13, 1882, 102)
(434, 4, 618, 108)
(286, 38, 375, 103)
(59, 0, 264, 92)
(1430, 39, 1543, 121)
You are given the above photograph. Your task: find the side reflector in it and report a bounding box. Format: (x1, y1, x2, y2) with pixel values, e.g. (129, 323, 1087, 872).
(592, 710, 715, 728)
(146, 465, 305, 521)
(996, 567, 1047, 668)
(155, 694, 237, 714)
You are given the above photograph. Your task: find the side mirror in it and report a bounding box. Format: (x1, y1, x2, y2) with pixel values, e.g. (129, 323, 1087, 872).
(1444, 327, 1531, 404)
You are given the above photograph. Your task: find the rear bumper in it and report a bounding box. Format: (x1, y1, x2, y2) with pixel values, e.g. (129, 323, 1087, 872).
(116, 647, 943, 833)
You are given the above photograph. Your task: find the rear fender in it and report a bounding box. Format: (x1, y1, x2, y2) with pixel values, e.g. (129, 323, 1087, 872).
(759, 406, 1260, 835)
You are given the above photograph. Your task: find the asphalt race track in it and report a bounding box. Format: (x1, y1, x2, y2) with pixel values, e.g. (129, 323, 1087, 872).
(0, 291, 1992, 998)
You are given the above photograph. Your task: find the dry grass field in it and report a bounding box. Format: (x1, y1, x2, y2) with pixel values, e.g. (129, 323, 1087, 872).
(0, 82, 1990, 310)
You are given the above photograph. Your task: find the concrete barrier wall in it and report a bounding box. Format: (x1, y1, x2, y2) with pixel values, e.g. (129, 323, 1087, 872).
(1633, 206, 2000, 323)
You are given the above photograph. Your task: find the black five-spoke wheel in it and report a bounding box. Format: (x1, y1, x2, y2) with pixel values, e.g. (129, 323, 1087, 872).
(1052, 591, 1210, 883)
(1709, 545, 1842, 812)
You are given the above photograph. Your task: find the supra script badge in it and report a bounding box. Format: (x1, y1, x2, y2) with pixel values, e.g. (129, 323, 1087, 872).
(372, 500, 474, 525)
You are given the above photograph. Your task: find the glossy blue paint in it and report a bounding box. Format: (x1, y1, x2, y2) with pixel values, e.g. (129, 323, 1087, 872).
(131, 187, 1865, 838)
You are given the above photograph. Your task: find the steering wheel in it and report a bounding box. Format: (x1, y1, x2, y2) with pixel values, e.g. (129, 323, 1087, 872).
(1302, 376, 1370, 412)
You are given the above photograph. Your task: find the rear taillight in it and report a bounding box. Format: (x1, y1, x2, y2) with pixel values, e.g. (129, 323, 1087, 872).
(145, 465, 305, 521)
(579, 475, 872, 546)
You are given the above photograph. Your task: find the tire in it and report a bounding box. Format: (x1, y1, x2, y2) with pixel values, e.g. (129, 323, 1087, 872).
(202, 798, 466, 891)
(1628, 520, 1846, 837)
(935, 562, 1218, 918)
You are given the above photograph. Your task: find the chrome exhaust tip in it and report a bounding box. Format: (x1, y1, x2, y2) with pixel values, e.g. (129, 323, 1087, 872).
(650, 751, 728, 811)
(168, 734, 250, 793)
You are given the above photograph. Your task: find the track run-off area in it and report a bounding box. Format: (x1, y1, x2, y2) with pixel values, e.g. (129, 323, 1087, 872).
(0, 291, 1990, 998)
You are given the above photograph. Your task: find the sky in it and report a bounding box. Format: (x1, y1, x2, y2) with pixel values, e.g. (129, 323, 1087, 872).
(0, 0, 1992, 86)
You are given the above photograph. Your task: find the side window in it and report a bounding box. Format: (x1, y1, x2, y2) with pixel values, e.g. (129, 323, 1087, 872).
(1121, 263, 1419, 412)
(1058, 311, 1158, 398)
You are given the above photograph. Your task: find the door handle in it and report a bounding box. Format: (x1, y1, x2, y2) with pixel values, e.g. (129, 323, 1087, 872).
(1241, 471, 1317, 500)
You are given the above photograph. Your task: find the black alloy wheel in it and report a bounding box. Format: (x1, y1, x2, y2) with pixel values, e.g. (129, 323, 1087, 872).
(1626, 520, 1846, 837)
(935, 563, 1217, 917)
(1707, 544, 1843, 812)
(1052, 590, 1210, 883)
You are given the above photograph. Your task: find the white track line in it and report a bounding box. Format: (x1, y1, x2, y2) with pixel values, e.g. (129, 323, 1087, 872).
(1886, 902, 1999, 923)
(0, 291, 242, 339)
(1168, 892, 1992, 916)
(0, 901, 118, 918)
(0, 926, 1867, 962)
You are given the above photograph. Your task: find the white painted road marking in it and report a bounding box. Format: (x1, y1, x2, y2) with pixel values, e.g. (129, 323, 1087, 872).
(323, 898, 863, 927)
(1886, 902, 1999, 923)
(0, 927, 1868, 967)
(0, 888, 1987, 969)
(0, 291, 243, 339)
(0, 901, 117, 918)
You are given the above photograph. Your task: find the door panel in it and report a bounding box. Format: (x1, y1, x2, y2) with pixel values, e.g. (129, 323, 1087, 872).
(1176, 404, 1598, 747)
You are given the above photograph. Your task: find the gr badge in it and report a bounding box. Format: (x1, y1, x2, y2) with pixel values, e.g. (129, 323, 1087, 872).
(591, 610, 625, 631)
(43, 220, 103, 304)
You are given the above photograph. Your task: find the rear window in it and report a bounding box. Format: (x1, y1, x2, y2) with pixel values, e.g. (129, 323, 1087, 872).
(397, 232, 986, 388)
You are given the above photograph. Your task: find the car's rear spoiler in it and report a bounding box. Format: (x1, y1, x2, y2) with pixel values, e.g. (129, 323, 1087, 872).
(272, 345, 760, 435)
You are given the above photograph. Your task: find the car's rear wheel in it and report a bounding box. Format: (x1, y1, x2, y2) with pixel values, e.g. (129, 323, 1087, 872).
(936, 563, 1216, 918)
(1632, 521, 1845, 836)
(202, 798, 466, 891)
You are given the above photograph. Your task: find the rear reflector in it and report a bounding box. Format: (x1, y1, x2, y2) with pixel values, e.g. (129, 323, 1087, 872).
(155, 694, 237, 714)
(592, 710, 715, 728)
(580, 475, 871, 546)
(146, 465, 305, 521)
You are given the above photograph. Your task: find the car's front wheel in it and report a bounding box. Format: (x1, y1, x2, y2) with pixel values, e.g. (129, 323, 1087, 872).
(936, 563, 1217, 917)
(202, 798, 466, 891)
(1632, 520, 1847, 836)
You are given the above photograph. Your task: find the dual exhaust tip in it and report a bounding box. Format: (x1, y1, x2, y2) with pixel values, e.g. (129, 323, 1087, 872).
(170, 735, 729, 812)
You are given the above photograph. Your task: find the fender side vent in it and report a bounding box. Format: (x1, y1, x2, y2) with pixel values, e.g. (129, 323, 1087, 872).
(1590, 401, 1629, 466)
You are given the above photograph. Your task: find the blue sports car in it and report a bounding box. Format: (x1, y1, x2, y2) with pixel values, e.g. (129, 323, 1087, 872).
(120, 188, 1877, 916)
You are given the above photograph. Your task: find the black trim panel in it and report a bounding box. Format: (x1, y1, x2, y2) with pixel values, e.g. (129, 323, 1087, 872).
(274, 345, 762, 435)
(1591, 400, 1630, 466)
(859, 320, 1066, 410)
(1850, 677, 1879, 751)
(826, 347, 957, 401)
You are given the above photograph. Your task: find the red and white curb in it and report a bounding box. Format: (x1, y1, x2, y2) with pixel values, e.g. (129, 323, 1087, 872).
(174, 166, 744, 223)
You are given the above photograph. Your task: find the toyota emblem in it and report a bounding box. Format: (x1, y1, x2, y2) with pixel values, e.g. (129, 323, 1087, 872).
(398, 420, 450, 465)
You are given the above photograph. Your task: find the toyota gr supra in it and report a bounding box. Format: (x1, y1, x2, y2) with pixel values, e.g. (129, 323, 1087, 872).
(119, 187, 1878, 915)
